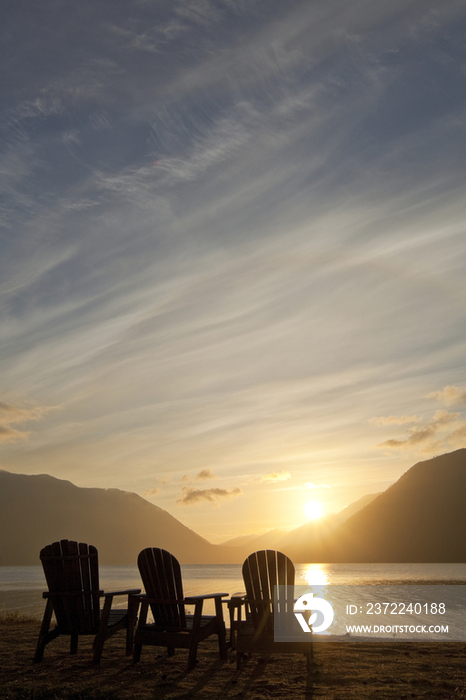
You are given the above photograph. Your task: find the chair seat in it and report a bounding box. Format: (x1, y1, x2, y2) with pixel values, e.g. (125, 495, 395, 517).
(107, 609, 130, 627)
(140, 614, 217, 633)
(237, 623, 312, 655)
(184, 614, 216, 631)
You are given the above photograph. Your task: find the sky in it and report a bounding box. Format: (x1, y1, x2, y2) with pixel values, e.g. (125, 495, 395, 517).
(1, 0, 466, 543)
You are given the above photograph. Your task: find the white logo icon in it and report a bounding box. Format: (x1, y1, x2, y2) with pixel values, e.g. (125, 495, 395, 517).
(294, 593, 334, 633)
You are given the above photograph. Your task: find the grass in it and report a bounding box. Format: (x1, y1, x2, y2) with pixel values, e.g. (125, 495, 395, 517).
(0, 610, 38, 624)
(1, 615, 466, 699)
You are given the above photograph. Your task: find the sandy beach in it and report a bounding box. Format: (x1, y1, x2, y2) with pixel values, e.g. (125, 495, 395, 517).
(1, 616, 466, 699)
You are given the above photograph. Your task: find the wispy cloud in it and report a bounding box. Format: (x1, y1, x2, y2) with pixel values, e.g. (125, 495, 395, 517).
(108, 26, 162, 54)
(378, 407, 466, 454)
(180, 469, 218, 483)
(195, 469, 217, 481)
(260, 471, 291, 482)
(426, 386, 466, 407)
(177, 486, 242, 506)
(0, 425, 28, 443)
(377, 387, 466, 455)
(0, 399, 53, 444)
(370, 415, 420, 426)
(143, 488, 160, 498)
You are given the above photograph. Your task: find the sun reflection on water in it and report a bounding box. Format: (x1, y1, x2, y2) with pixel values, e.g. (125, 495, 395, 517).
(299, 563, 329, 586)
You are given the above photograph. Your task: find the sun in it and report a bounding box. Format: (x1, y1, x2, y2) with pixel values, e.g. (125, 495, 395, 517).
(304, 500, 323, 521)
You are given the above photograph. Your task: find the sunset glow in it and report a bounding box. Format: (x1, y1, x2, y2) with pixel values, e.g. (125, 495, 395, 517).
(304, 500, 324, 521)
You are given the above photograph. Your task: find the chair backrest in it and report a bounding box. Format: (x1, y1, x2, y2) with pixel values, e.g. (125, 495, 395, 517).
(242, 550, 295, 635)
(40, 540, 101, 634)
(138, 548, 186, 628)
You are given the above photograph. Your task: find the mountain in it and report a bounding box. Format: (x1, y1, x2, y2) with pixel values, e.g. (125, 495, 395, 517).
(331, 493, 382, 525)
(221, 529, 290, 549)
(290, 449, 466, 562)
(0, 470, 239, 565)
(2, 449, 465, 565)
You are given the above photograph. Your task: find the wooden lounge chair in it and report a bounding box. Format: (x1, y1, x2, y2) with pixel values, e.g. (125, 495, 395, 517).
(235, 550, 313, 671)
(34, 540, 141, 664)
(133, 548, 228, 669)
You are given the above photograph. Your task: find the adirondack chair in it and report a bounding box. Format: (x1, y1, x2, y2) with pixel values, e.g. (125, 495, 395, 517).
(133, 548, 228, 669)
(34, 540, 141, 664)
(235, 550, 313, 671)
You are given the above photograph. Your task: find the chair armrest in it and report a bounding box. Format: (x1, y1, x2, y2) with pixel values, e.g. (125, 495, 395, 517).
(227, 593, 247, 603)
(184, 592, 229, 603)
(43, 590, 104, 598)
(134, 595, 185, 604)
(185, 593, 228, 627)
(102, 589, 141, 598)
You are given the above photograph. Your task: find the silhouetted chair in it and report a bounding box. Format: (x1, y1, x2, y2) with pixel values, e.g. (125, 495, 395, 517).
(133, 547, 228, 669)
(235, 550, 313, 671)
(34, 540, 140, 664)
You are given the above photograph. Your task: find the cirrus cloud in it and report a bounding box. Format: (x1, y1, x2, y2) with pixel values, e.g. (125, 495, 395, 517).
(370, 415, 419, 426)
(378, 408, 466, 453)
(177, 486, 243, 507)
(0, 399, 53, 444)
(181, 468, 218, 483)
(195, 469, 217, 481)
(425, 386, 466, 407)
(260, 471, 291, 482)
(143, 488, 160, 498)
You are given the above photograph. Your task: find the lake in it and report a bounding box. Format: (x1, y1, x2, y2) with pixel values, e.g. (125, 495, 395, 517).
(2, 562, 466, 620)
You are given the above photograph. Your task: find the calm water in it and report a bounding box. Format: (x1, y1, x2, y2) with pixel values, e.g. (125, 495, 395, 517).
(2, 562, 466, 620)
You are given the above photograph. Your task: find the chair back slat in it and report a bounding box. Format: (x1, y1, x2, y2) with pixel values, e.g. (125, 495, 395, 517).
(138, 548, 186, 628)
(242, 550, 295, 634)
(40, 539, 101, 634)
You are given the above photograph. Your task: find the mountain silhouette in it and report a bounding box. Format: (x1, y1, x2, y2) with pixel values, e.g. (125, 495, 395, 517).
(1, 449, 465, 565)
(0, 470, 238, 565)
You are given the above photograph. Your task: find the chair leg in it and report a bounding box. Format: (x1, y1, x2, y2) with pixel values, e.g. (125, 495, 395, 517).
(215, 596, 228, 660)
(132, 599, 148, 664)
(188, 640, 199, 669)
(93, 628, 106, 665)
(34, 600, 59, 663)
(126, 594, 139, 656)
(125, 624, 134, 656)
(93, 595, 113, 664)
(218, 626, 228, 660)
(133, 642, 142, 663)
(70, 633, 78, 655)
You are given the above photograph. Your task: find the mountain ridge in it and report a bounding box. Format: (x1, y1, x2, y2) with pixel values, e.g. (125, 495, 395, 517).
(0, 469, 233, 565)
(1, 448, 465, 564)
